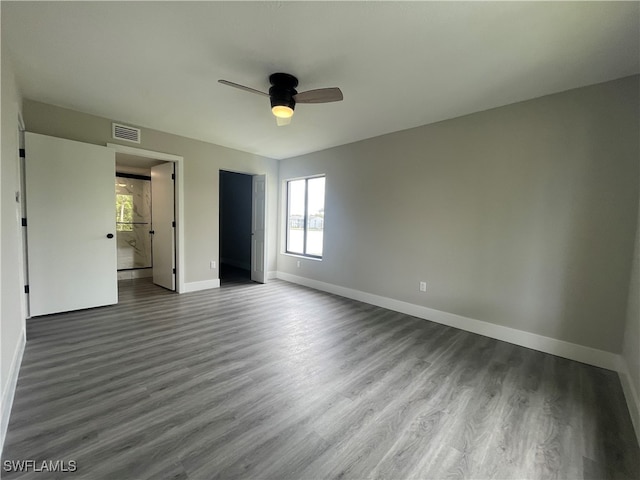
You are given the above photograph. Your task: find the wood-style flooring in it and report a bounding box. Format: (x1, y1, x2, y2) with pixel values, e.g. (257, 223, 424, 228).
(2, 278, 638, 479)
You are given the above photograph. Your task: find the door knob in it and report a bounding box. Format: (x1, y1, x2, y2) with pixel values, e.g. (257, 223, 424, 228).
(106, 233, 114, 239)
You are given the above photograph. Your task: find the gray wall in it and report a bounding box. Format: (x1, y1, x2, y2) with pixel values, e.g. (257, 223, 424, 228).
(220, 170, 252, 270)
(623, 202, 640, 423)
(278, 76, 639, 353)
(1, 44, 25, 445)
(22, 100, 280, 285)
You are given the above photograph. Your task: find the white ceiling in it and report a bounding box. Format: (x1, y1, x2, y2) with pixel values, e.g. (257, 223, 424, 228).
(3, 1, 638, 160)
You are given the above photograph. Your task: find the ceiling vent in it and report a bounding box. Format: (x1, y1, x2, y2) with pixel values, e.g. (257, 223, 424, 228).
(112, 123, 141, 143)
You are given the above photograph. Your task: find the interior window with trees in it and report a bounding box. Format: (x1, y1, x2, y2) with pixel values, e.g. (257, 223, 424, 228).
(286, 176, 325, 258)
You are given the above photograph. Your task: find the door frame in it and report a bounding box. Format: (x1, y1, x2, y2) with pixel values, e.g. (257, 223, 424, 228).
(218, 169, 268, 284)
(18, 114, 29, 319)
(107, 143, 185, 293)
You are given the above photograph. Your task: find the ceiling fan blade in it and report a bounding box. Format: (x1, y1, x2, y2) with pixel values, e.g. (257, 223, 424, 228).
(294, 87, 343, 104)
(276, 116, 292, 127)
(218, 79, 269, 97)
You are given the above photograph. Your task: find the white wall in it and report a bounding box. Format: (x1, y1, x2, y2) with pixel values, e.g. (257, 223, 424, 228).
(1, 38, 26, 451)
(22, 100, 280, 287)
(278, 76, 639, 355)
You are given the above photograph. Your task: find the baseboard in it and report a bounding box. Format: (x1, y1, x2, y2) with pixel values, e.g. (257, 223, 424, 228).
(267, 271, 278, 281)
(183, 279, 221, 293)
(275, 271, 621, 372)
(1, 329, 26, 457)
(618, 358, 640, 445)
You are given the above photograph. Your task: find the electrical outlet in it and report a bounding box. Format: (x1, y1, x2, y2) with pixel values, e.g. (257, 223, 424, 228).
(210, 261, 216, 269)
(296, 260, 301, 268)
(419, 281, 427, 292)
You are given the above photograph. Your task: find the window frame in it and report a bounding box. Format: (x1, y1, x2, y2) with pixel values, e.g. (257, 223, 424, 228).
(285, 175, 325, 259)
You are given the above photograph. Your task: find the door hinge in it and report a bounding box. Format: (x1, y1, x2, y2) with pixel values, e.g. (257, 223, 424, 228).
(19, 148, 25, 158)
(21, 218, 27, 227)
(172, 221, 176, 228)
(171, 173, 175, 180)
(172, 268, 176, 274)
(24, 285, 30, 294)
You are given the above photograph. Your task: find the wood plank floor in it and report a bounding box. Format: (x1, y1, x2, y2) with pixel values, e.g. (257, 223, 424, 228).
(2, 278, 638, 479)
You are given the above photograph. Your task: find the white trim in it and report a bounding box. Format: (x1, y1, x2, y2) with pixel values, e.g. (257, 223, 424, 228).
(17, 111, 25, 132)
(283, 252, 323, 262)
(267, 271, 278, 280)
(183, 279, 221, 293)
(281, 174, 326, 259)
(106, 143, 185, 293)
(618, 358, 640, 445)
(275, 272, 621, 371)
(1, 330, 26, 457)
(106, 143, 182, 162)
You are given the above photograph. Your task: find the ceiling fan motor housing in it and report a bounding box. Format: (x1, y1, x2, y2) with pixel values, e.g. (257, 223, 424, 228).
(269, 73, 298, 111)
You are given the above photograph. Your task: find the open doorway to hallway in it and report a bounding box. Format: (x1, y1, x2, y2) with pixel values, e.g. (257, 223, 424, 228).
(219, 170, 253, 284)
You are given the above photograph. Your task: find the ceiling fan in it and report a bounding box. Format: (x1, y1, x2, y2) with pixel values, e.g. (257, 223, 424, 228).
(218, 73, 343, 126)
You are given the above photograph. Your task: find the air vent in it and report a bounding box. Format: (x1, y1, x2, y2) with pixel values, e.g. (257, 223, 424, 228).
(112, 123, 141, 143)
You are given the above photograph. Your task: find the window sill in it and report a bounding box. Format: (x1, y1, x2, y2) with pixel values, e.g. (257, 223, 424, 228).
(283, 252, 323, 262)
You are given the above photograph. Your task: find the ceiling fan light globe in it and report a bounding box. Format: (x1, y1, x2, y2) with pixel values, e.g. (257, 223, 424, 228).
(272, 105, 294, 119)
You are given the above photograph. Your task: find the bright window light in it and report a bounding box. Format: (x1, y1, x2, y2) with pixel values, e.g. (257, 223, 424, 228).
(286, 176, 325, 258)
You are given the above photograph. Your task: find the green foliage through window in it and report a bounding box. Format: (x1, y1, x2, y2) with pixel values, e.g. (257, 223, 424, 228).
(116, 194, 133, 231)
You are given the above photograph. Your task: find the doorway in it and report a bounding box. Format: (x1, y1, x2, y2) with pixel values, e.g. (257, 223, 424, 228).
(115, 170, 153, 280)
(108, 143, 185, 293)
(21, 135, 185, 318)
(219, 170, 253, 284)
(115, 154, 176, 291)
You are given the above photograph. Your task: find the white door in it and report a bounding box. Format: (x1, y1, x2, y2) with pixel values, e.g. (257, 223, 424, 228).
(25, 132, 117, 316)
(151, 162, 175, 290)
(251, 174, 267, 283)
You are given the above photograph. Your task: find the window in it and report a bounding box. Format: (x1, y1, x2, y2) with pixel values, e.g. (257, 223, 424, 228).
(286, 176, 325, 258)
(115, 193, 133, 231)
